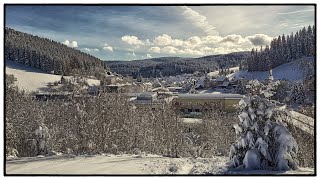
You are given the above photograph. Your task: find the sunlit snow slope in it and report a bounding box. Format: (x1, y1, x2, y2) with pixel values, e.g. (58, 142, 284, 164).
(231, 57, 314, 81)
(5, 60, 100, 92)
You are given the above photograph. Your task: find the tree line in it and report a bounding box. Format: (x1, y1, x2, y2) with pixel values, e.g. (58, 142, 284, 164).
(106, 52, 249, 78)
(248, 25, 315, 72)
(5, 27, 108, 78)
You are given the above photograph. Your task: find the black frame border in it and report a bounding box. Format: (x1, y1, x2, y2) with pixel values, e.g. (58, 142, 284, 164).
(2, 3, 317, 177)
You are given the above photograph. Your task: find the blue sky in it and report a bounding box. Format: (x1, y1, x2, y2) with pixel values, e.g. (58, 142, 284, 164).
(6, 5, 315, 61)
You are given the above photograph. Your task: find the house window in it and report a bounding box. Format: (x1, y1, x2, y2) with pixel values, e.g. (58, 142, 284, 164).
(188, 109, 193, 113)
(195, 109, 200, 112)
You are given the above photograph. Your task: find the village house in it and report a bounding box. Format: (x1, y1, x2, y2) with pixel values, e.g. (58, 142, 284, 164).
(129, 92, 172, 111)
(173, 93, 244, 118)
(34, 92, 73, 101)
(214, 76, 230, 88)
(167, 86, 183, 94)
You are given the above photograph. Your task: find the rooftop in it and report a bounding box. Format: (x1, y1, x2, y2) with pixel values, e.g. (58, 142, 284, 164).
(130, 99, 164, 105)
(179, 118, 203, 124)
(177, 93, 244, 100)
(138, 92, 157, 97)
(216, 76, 227, 82)
(221, 81, 230, 87)
(168, 87, 183, 90)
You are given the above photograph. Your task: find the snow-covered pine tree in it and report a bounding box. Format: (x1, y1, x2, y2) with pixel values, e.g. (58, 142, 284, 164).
(33, 123, 50, 155)
(228, 80, 299, 171)
(306, 25, 312, 56)
(290, 82, 306, 104)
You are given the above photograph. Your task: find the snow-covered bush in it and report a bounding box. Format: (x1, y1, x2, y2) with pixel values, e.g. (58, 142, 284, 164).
(236, 79, 249, 94)
(6, 118, 18, 157)
(245, 80, 263, 95)
(273, 80, 291, 103)
(228, 80, 299, 171)
(200, 106, 238, 157)
(33, 124, 51, 155)
(290, 82, 306, 104)
(6, 147, 19, 158)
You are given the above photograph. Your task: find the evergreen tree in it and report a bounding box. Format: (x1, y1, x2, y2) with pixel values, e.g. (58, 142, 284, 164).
(247, 26, 314, 72)
(5, 27, 108, 78)
(228, 80, 299, 171)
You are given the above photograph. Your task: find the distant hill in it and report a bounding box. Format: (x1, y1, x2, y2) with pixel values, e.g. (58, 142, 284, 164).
(106, 52, 249, 78)
(5, 27, 108, 78)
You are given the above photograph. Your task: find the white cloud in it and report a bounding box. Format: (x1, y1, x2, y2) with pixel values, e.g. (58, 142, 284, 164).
(187, 36, 202, 45)
(277, 8, 314, 15)
(246, 34, 273, 46)
(83, 48, 91, 52)
(162, 46, 178, 54)
(126, 52, 136, 58)
(153, 34, 172, 46)
(103, 46, 113, 52)
(179, 48, 204, 56)
(149, 46, 161, 53)
(146, 54, 152, 58)
(145, 39, 151, 45)
(220, 34, 245, 44)
(153, 34, 184, 47)
(122, 32, 273, 57)
(62, 40, 78, 48)
(82, 48, 100, 52)
(103, 43, 113, 52)
(180, 6, 218, 35)
(121, 35, 144, 45)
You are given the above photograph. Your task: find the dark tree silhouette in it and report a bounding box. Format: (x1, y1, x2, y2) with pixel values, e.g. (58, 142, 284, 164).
(247, 25, 315, 72)
(5, 27, 109, 78)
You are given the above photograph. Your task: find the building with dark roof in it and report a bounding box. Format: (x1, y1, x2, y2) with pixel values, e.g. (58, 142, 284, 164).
(173, 93, 244, 117)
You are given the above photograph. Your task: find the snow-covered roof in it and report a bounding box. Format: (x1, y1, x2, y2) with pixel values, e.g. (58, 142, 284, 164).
(168, 87, 183, 90)
(157, 91, 173, 96)
(216, 76, 227, 82)
(144, 82, 153, 86)
(195, 77, 205, 87)
(221, 81, 230, 87)
(35, 92, 73, 95)
(179, 118, 203, 124)
(131, 100, 162, 105)
(126, 93, 141, 97)
(177, 93, 244, 100)
(152, 87, 169, 92)
(106, 84, 126, 87)
(137, 92, 157, 97)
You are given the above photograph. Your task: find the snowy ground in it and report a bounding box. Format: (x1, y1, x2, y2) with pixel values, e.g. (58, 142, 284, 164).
(232, 57, 314, 81)
(6, 154, 314, 175)
(207, 67, 239, 78)
(5, 60, 100, 92)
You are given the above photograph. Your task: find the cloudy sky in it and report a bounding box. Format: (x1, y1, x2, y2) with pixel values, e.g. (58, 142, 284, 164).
(6, 5, 315, 61)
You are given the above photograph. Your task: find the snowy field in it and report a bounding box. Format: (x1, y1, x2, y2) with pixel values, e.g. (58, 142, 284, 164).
(231, 57, 314, 81)
(6, 154, 314, 175)
(5, 60, 100, 92)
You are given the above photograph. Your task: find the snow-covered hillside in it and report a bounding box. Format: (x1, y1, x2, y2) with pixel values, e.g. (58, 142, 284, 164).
(5, 60, 100, 92)
(6, 154, 314, 175)
(231, 57, 314, 81)
(207, 67, 240, 78)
